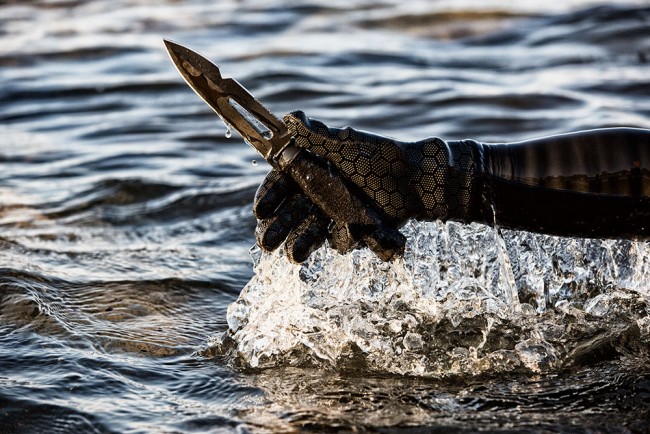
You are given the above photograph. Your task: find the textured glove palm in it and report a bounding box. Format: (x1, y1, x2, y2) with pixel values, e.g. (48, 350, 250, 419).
(254, 111, 473, 262)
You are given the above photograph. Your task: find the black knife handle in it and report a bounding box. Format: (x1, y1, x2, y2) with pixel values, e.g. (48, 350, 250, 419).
(277, 144, 405, 261)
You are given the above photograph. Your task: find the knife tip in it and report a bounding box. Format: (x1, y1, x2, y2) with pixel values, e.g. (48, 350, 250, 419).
(162, 38, 176, 49)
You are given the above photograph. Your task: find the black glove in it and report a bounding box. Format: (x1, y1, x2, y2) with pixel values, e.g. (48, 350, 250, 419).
(253, 111, 476, 263)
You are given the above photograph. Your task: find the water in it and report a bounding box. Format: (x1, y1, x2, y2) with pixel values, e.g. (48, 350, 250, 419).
(224, 222, 650, 377)
(1, 0, 650, 432)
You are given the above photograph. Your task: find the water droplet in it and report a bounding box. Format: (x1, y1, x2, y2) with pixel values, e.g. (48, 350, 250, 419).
(249, 244, 263, 268)
(225, 125, 232, 139)
(251, 159, 258, 167)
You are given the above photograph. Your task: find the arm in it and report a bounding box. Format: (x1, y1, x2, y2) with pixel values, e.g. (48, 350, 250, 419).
(473, 128, 650, 238)
(255, 111, 650, 262)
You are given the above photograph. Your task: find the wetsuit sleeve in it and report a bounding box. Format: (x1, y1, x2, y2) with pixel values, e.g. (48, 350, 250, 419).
(467, 128, 650, 238)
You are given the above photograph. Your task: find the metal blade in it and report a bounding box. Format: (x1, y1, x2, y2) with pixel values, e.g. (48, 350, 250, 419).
(163, 39, 291, 163)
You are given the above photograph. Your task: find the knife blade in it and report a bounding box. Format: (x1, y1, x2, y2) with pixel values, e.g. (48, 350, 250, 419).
(163, 39, 292, 165)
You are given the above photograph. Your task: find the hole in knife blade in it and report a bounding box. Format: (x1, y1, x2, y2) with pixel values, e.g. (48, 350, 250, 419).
(228, 98, 273, 140)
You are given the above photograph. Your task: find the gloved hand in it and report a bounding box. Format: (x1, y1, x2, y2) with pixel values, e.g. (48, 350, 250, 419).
(253, 111, 476, 263)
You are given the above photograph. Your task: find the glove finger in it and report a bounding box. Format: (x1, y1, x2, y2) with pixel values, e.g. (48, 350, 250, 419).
(284, 212, 330, 263)
(327, 222, 361, 254)
(255, 193, 312, 252)
(364, 226, 406, 262)
(327, 220, 406, 262)
(253, 169, 296, 219)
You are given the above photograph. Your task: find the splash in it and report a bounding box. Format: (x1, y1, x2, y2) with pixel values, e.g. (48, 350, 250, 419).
(217, 221, 650, 377)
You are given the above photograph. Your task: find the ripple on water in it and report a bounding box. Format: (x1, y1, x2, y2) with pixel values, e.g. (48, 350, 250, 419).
(0, 269, 237, 356)
(229, 361, 650, 432)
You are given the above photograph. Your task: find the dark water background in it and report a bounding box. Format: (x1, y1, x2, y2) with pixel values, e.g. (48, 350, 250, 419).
(1, 0, 650, 432)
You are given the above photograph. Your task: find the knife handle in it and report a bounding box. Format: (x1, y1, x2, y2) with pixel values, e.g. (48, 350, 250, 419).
(277, 144, 406, 261)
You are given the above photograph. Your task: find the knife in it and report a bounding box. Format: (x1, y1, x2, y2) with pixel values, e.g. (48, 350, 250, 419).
(163, 39, 405, 260)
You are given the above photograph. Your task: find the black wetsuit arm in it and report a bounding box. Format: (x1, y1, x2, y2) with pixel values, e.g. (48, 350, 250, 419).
(457, 128, 650, 238)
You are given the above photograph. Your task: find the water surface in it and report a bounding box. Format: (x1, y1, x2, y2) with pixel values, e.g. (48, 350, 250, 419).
(1, 0, 650, 432)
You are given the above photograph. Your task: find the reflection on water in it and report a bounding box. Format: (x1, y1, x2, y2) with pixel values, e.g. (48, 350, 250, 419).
(240, 362, 650, 432)
(1, 0, 650, 432)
